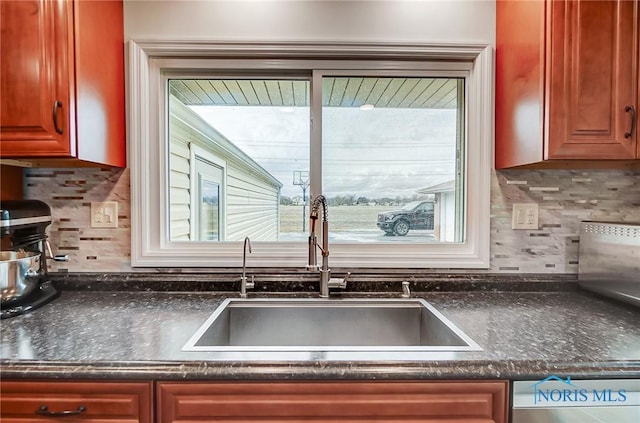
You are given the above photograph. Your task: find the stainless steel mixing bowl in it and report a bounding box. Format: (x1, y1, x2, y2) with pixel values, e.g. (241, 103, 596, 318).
(0, 251, 41, 307)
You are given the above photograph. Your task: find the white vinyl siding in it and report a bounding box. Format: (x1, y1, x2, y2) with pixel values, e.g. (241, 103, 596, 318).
(169, 127, 192, 240)
(168, 96, 282, 241)
(226, 170, 280, 241)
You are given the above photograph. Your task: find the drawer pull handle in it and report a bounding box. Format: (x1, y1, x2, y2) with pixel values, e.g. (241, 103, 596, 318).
(52, 101, 63, 135)
(624, 105, 636, 139)
(36, 405, 87, 417)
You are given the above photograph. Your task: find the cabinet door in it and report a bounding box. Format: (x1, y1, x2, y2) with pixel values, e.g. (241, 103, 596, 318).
(0, 0, 73, 156)
(547, 0, 638, 159)
(73, 0, 126, 167)
(1, 380, 153, 423)
(158, 381, 508, 423)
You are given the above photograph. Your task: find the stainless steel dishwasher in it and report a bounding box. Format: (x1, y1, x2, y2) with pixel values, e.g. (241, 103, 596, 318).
(512, 379, 640, 422)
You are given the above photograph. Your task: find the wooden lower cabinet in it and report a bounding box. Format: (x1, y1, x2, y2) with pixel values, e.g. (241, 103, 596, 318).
(0, 380, 153, 423)
(157, 380, 509, 423)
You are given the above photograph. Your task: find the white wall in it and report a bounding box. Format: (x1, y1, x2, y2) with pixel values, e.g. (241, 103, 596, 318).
(124, 0, 495, 46)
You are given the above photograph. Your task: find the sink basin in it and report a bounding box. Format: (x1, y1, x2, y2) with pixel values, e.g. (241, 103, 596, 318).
(182, 298, 481, 352)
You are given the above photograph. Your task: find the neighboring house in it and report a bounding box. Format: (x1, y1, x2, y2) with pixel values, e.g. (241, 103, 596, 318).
(169, 95, 282, 241)
(417, 180, 456, 242)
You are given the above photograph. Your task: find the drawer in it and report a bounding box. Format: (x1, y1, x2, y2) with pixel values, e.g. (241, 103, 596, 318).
(158, 380, 508, 423)
(1, 380, 152, 423)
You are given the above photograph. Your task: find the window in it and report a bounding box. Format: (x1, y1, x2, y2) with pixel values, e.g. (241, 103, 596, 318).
(168, 78, 309, 242)
(319, 74, 464, 243)
(129, 42, 492, 268)
(191, 150, 224, 241)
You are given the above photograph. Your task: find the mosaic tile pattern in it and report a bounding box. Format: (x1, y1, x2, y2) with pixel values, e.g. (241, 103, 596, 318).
(490, 169, 639, 273)
(24, 168, 131, 272)
(23, 168, 640, 273)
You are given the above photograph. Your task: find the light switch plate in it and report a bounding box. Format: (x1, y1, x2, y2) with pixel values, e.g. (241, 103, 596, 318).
(91, 201, 118, 228)
(512, 203, 538, 230)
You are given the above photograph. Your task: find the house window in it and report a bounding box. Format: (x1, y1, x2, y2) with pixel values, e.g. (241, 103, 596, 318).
(169, 78, 309, 242)
(191, 150, 225, 241)
(128, 42, 492, 268)
(167, 74, 465, 244)
(319, 74, 465, 243)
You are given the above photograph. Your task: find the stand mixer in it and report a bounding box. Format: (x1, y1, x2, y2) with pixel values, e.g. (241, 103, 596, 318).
(0, 200, 67, 319)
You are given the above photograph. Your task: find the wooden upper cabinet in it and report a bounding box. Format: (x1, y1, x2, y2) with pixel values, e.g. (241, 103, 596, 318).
(496, 0, 639, 168)
(0, 0, 126, 167)
(548, 0, 638, 159)
(0, 0, 70, 153)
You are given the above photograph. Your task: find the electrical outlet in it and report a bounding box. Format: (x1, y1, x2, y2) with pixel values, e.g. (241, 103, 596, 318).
(512, 203, 538, 230)
(91, 201, 118, 228)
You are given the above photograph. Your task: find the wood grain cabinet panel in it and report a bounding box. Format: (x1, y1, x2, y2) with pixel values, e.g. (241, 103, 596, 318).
(157, 381, 508, 423)
(0, 0, 126, 167)
(496, 0, 639, 168)
(0, 0, 70, 154)
(0, 165, 23, 200)
(547, 0, 638, 160)
(0, 380, 153, 423)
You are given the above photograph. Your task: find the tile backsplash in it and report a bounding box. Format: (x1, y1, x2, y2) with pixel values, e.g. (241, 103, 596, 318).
(24, 168, 639, 273)
(491, 169, 638, 273)
(25, 168, 131, 272)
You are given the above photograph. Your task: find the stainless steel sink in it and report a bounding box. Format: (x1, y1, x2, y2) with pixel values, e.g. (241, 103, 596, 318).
(182, 298, 481, 353)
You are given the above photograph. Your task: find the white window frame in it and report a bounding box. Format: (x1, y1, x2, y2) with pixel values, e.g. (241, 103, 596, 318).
(189, 145, 226, 241)
(128, 41, 493, 268)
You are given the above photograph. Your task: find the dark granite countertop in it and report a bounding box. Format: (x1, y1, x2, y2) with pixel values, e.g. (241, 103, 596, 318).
(1, 288, 639, 381)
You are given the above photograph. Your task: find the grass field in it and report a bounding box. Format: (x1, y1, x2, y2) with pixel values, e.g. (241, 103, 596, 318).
(280, 204, 397, 233)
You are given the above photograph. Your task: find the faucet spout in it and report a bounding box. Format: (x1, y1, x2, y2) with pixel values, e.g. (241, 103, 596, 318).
(307, 195, 347, 297)
(308, 195, 327, 271)
(240, 236, 254, 298)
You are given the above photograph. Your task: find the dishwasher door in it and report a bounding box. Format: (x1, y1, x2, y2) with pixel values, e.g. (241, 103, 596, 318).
(512, 379, 640, 423)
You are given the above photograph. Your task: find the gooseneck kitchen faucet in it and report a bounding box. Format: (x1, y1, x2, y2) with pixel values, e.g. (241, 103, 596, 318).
(240, 236, 254, 298)
(308, 195, 349, 297)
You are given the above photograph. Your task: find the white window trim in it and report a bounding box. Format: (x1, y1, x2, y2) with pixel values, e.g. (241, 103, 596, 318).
(128, 41, 493, 269)
(189, 145, 227, 241)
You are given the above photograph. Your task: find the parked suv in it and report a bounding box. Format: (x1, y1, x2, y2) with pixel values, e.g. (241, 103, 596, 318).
(377, 200, 434, 236)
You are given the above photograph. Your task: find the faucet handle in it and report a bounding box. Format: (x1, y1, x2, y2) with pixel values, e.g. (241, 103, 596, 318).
(247, 274, 255, 290)
(401, 281, 411, 298)
(240, 274, 254, 298)
(327, 272, 350, 290)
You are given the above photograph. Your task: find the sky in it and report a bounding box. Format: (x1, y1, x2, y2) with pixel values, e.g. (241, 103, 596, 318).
(190, 105, 458, 199)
